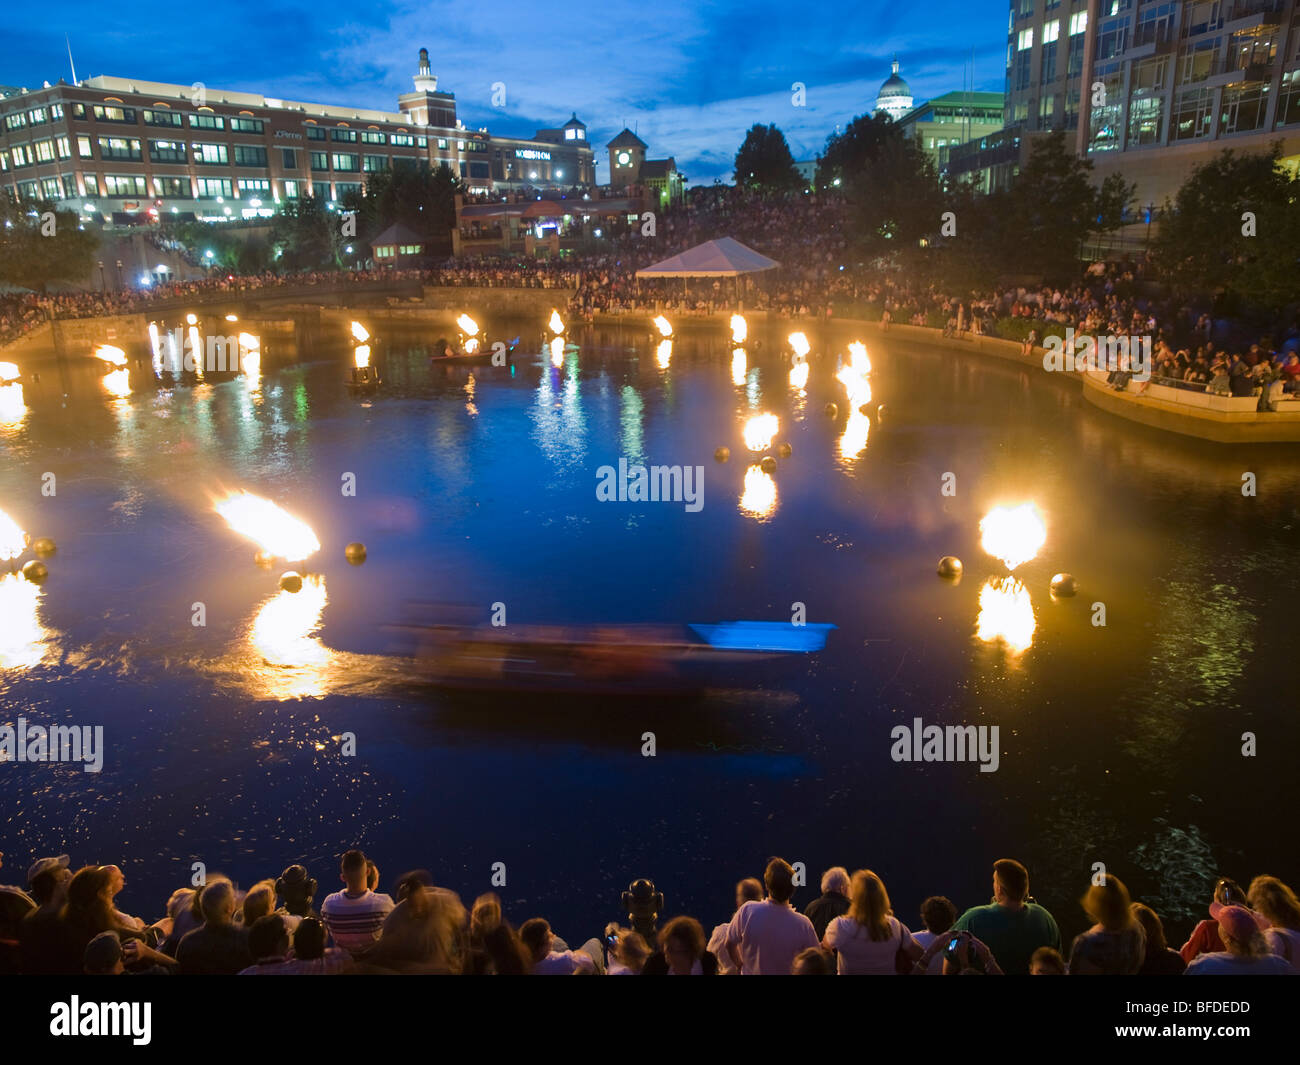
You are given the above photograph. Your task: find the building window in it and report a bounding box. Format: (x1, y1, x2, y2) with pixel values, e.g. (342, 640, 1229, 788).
(55, 136, 72, 159)
(361, 131, 386, 145)
(9, 145, 33, 167)
(27, 107, 48, 125)
(331, 153, 358, 171)
(363, 154, 387, 172)
(93, 105, 136, 124)
(195, 177, 233, 199)
(310, 151, 329, 171)
(237, 178, 270, 194)
(1279, 70, 1300, 127)
(34, 140, 55, 163)
(3, 113, 26, 131)
(334, 181, 361, 198)
(281, 148, 298, 170)
(1220, 84, 1268, 135)
(331, 128, 357, 142)
(154, 176, 191, 198)
(143, 109, 184, 128)
(233, 145, 268, 167)
(77, 135, 93, 158)
(391, 134, 414, 147)
(189, 112, 224, 130)
(192, 142, 228, 165)
(83, 174, 98, 195)
(97, 137, 142, 161)
(103, 174, 148, 197)
(72, 103, 86, 119)
(1041, 41, 1058, 82)
(283, 179, 299, 198)
(1172, 86, 1214, 140)
(1127, 94, 1164, 145)
(149, 139, 188, 164)
(230, 117, 264, 133)
(1069, 11, 1087, 36)
(1017, 28, 1034, 51)
(306, 125, 327, 141)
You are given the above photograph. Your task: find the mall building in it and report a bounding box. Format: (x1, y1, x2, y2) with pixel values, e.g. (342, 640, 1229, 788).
(0, 49, 596, 224)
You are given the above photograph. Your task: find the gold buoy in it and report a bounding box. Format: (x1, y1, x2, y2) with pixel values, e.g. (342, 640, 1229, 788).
(937, 556, 963, 579)
(777, 443, 792, 458)
(33, 537, 57, 557)
(824, 403, 838, 417)
(1050, 573, 1077, 597)
(22, 559, 48, 584)
(345, 542, 367, 566)
(714, 447, 730, 463)
(255, 551, 275, 569)
(760, 456, 778, 474)
(279, 571, 303, 593)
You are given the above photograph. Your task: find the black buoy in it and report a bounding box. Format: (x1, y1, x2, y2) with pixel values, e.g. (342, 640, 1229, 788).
(937, 556, 963, 579)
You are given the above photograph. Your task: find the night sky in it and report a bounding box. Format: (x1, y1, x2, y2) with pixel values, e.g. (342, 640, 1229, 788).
(5, 1, 1008, 184)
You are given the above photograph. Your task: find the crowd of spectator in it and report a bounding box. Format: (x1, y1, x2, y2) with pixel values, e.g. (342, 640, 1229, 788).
(2, 847, 1296, 976)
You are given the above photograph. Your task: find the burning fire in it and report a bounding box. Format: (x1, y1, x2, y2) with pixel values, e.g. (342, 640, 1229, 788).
(350, 321, 371, 343)
(789, 360, 809, 390)
(0, 572, 50, 671)
(839, 407, 870, 460)
(788, 332, 810, 360)
(93, 345, 127, 367)
(239, 333, 262, 377)
(656, 339, 672, 369)
(0, 362, 19, 383)
(731, 315, 748, 344)
(354, 345, 371, 370)
(548, 310, 565, 335)
(215, 492, 321, 562)
(550, 337, 565, 367)
(743, 413, 779, 452)
(457, 314, 480, 337)
(653, 315, 673, 338)
(739, 466, 777, 519)
(836, 364, 872, 407)
(847, 341, 871, 375)
(980, 503, 1047, 571)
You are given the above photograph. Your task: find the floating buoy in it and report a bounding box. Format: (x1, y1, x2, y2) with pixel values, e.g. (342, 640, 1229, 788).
(254, 551, 275, 569)
(937, 556, 963, 579)
(714, 447, 730, 463)
(22, 560, 48, 584)
(345, 542, 367, 566)
(876, 404, 887, 422)
(32, 537, 56, 558)
(777, 443, 792, 458)
(760, 455, 778, 474)
(824, 402, 838, 417)
(279, 571, 303, 593)
(1050, 573, 1077, 597)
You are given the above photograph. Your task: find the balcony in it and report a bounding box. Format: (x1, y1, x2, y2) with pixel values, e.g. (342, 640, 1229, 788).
(1223, 0, 1287, 31)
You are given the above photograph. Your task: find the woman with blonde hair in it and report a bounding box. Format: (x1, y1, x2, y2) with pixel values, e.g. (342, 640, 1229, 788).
(821, 869, 923, 974)
(1068, 874, 1144, 974)
(1247, 875, 1300, 965)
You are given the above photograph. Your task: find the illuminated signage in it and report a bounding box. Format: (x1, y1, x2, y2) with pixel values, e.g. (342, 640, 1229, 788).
(515, 148, 551, 160)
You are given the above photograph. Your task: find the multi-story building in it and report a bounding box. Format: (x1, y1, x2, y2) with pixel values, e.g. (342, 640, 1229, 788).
(0, 49, 596, 223)
(1005, 0, 1094, 135)
(894, 91, 1006, 170)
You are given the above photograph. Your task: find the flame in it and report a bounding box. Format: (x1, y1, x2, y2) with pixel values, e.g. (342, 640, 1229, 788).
(548, 310, 565, 335)
(839, 407, 871, 460)
(249, 575, 331, 698)
(457, 314, 480, 337)
(788, 332, 810, 359)
(789, 360, 809, 390)
(656, 339, 672, 369)
(93, 344, 127, 367)
(743, 413, 779, 452)
(0, 361, 19, 382)
(980, 503, 1047, 571)
(550, 336, 564, 367)
(732, 348, 747, 386)
(354, 344, 371, 369)
(848, 341, 871, 375)
(239, 334, 261, 378)
(731, 315, 748, 344)
(464, 336, 480, 355)
(653, 315, 673, 338)
(185, 313, 198, 326)
(215, 492, 321, 562)
(0, 508, 26, 562)
(350, 321, 371, 343)
(976, 577, 1035, 653)
(0, 571, 50, 670)
(739, 465, 777, 519)
(225, 314, 239, 323)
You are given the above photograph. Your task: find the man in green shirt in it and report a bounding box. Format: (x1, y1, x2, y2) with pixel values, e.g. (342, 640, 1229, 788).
(950, 858, 1060, 975)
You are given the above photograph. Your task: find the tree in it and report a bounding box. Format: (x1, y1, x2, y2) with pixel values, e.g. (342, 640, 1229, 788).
(1092, 171, 1136, 251)
(345, 161, 463, 261)
(733, 124, 802, 191)
(1153, 144, 1299, 316)
(270, 195, 336, 271)
(0, 197, 98, 291)
(997, 131, 1099, 282)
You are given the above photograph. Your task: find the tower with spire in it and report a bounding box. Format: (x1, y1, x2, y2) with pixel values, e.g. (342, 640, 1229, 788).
(399, 47, 457, 127)
(874, 56, 913, 120)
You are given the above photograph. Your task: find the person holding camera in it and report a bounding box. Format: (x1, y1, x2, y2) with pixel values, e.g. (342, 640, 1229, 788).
(912, 929, 1004, 975)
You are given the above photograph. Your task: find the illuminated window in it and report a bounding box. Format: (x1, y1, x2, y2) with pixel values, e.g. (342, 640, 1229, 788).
(102, 174, 147, 197)
(34, 140, 55, 162)
(77, 135, 92, 158)
(55, 136, 71, 159)
(150, 139, 187, 164)
(143, 109, 184, 128)
(1069, 11, 1087, 35)
(230, 117, 264, 133)
(189, 112, 224, 131)
(1043, 19, 1060, 43)
(191, 142, 228, 165)
(195, 177, 233, 198)
(97, 137, 142, 161)
(1018, 28, 1033, 51)
(233, 145, 267, 167)
(153, 176, 190, 198)
(331, 153, 358, 171)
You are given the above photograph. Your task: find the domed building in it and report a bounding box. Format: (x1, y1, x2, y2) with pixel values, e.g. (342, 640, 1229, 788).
(874, 57, 913, 121)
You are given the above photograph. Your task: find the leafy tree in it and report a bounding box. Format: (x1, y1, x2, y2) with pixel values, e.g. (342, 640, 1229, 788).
(0, 197, 98, 291)
(1153, 143, 1299, 316)
(348, 162, 463, 255)
(1093, 171, 1136, 246)
(270, 195, 336, 271)
(733, 124, 802, 191)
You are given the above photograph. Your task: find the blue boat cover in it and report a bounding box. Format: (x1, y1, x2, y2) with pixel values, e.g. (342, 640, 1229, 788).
(688, 621, 836, 653)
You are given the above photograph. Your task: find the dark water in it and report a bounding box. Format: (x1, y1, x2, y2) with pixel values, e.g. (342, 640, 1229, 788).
(1, 317, 1297, 946)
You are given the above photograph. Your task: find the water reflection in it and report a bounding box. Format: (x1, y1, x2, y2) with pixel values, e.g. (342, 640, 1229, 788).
(656, 339, 672, 369)
(248, 575, 331, 699)
(838, 407, 871, 461)
(0, 383, 26, 431)
(976, 576, 1035, 653)
(731, 348, 747, 387)
(739, 465, 777, 520)
(0, 571, 51, 670)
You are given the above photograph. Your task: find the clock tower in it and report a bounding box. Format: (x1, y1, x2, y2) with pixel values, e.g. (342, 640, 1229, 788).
(606, 128, 648, 184)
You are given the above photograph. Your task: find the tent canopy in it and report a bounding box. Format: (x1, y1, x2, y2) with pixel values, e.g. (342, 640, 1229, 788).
(635, 237, 779, 278)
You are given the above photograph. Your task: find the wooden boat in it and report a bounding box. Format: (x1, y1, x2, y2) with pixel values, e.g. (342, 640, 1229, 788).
(431, 335, 520, 363)
(347, 365, 381, 395)
(387, 613, 835, 696)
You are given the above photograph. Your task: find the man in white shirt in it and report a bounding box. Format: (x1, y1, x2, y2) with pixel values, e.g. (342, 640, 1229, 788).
(319, 849, 394, 957)
(520, 918, 602, 974)
(708, 877, 763, 974)
(726, 858, 818, 975)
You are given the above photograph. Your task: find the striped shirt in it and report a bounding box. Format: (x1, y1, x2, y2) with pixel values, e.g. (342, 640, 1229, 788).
(320, 890, 394, 956)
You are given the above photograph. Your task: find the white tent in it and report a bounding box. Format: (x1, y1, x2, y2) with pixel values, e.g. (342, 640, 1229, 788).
(635, 237, 779, 278)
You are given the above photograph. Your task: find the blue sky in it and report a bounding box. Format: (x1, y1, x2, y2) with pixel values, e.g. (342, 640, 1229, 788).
(5, 0, 1009, 184)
